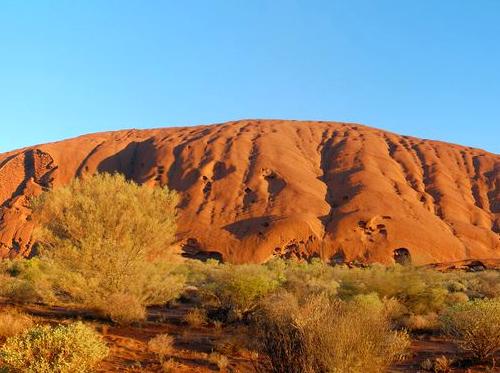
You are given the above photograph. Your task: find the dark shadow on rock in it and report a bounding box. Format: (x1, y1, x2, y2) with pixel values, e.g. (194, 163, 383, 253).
(213, 161, 236, 181)
(166, 129, 212, 192)
(97, 138, 157, 183)
(223, 215, 281, 239)
(394, 247, 412, 265)
(467, 260, 486, 272)
(181, 238, 223, 262)
(318, 136, 364, 232)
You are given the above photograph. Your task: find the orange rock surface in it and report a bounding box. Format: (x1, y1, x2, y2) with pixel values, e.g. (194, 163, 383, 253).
(0, 120, 498, 264)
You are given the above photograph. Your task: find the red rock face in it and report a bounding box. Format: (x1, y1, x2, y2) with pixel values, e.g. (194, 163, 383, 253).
(0, 120, 499, 264)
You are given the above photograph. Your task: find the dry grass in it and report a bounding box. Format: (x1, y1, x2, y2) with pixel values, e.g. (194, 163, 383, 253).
(160, 358, 183, 373)
(148, 333, 175, 362)
(209, 352, 229, 371)
(0, 308, 33, 340)
(254, 292, 410, 373)
(403, 313, 440, 332)
(184, 307, 207, 328)
(433, 355, 453, 372)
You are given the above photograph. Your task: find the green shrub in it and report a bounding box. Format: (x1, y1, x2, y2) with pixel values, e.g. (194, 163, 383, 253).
(463, 271, 500, 299)
(0, 259, 54, 304)
(28, 173, 185, 321)
(332, 265, 453, 314)
(329, 265, 500, 317)
(255, 292, 410, 373)
(193, 262, 281, 320)
(441, 298, 500, 362)
(186, 260, 500, 329)
(279, 259, 340, 299)
(0, 322, 108, 373)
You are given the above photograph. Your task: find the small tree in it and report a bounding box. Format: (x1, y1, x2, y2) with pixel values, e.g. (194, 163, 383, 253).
(31, 173, 184, 322)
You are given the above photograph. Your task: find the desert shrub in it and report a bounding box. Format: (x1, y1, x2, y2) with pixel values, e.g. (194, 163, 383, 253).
(0, 322, 108, 373)
(29, 173, 185, 321)
(280, 259, 340, 299)
(350, 292, 384, 313)
(184, 307, 207, 327)
(441, 298, 500, 362)
(445, 291, 469, 304)
(212, 320, 224, 330)
(462, 271, 500, 298)
(0, 258, 55, 304)
(330, 265, 500, 319)
(402, 313, 440, 332)
(99, 293, 146, 325)
(0, 308, 33, 340)
(185, 260, 499, 330)
(254, 292, 410, 373)
(332, 265, 454, 314)
(148, 333, 175, 362)
(420, 358, 434, 371)
(193, 262, 281, 320)
(446, 280, 467, 293)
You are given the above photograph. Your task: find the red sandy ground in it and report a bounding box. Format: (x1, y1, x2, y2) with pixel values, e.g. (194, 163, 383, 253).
(1, 301, 497, 372)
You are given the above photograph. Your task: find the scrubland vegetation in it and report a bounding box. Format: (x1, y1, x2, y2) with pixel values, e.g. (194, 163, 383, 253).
(0, 174, 498, 372)
(29, 173, 184, 323)
(0, 322, 108, 373)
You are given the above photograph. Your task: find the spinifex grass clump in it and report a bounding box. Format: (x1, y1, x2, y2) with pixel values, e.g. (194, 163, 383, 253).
(254, 292, 410, 373)
(0, 308, 33, 340)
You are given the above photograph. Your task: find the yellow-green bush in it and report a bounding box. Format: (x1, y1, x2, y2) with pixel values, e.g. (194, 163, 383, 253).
(0, 322, 108, 373)
(331, 265, 451, 313)
(329, 265, 497, 317)
(0, 259, 54, 304)
(185, 260, 500, 328)
(191, 262, 281, 321)
(278, 259, 340, 300)
(26, 173, 185, 322)
(462, 271, 500, 299)
(441, 298, 500, 362)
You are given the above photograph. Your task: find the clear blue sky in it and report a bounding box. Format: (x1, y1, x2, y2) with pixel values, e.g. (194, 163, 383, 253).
(1, 0, 499, 153)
